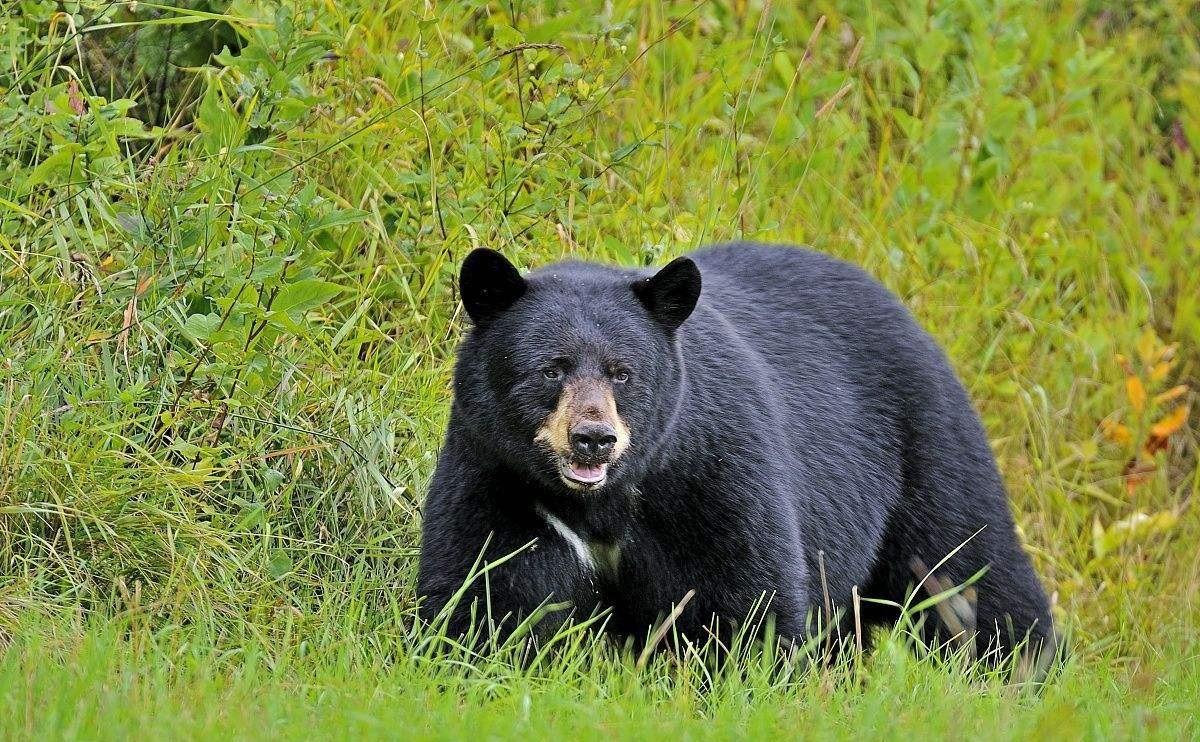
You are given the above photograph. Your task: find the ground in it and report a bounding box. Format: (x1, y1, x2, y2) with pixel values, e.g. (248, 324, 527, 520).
(0, 0, 1197, 739)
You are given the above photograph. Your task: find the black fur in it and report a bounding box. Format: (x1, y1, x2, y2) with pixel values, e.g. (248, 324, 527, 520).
(418, 242, 1054, 662)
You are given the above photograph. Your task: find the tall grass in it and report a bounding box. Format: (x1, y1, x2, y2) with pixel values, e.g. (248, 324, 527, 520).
(0, 0, 1197, 735)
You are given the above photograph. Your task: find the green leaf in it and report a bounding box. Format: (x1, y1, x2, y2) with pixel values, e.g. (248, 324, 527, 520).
(915, 29, 951, 72)
(773, 51, 795, 84)
(183, 312, 223, 343)
(1093, 510, 1179, 559)
(26, 144, 84, 187)
(891, 107, 921, 139)
(527, 13, 582, 43)
(560, 62, 583, 81)
(492, 23, 524, 47)
(268, 549, 293, 578)
(309, 208, 369, 232)
(272, 279, 343, 318)
(197, 81, 238, 154)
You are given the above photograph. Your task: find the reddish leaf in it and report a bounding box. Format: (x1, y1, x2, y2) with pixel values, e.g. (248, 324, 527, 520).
(1150, 405, 1189, 439)
(67, 78, 86, 115)
(1153, 385, 1188, 405)
(1144, 405, 1190, 456)
(1101, 418, 1132, 445)
(1126, 376, 1147, 412)
(1149, 359, 1174, 382)
(1122, 458, 1156, 495)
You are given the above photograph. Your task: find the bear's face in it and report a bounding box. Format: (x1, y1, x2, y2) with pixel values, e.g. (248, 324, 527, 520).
(453, 249, 701, 495)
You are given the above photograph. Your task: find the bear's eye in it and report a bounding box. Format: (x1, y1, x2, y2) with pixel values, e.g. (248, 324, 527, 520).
(612, 370, 630, 384)
(542, 366, 564, 381)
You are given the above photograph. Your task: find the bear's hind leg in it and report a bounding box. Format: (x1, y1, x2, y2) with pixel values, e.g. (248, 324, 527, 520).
(871, 394, 1056, 671)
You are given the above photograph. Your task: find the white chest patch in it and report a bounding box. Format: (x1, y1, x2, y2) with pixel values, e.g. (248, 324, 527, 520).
(536, 505, 594, 570)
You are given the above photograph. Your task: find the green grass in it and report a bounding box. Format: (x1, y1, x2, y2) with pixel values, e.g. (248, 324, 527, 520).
(1, 609, 1197, 740)
(1, 0, 1198, 737)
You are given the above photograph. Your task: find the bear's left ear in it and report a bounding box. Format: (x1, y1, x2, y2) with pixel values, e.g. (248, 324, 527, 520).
(460, 248, 527, 326)
(632, 256, 702, 333)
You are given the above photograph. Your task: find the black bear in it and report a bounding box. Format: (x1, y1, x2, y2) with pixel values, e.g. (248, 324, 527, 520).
(418, 242, 1055, 666)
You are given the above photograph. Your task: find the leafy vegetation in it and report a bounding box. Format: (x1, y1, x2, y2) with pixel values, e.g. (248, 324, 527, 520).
(0, 0, 1197, 737)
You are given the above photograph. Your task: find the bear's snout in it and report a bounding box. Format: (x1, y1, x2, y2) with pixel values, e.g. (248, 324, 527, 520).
(534, 377, 631, 490)
(569, 420, 618, 462)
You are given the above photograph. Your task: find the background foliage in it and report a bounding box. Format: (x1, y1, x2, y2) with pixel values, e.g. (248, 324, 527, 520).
(0, 0, 1197, 737)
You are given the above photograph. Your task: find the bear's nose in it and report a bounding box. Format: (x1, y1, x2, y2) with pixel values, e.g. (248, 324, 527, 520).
(569, 421, 617, 460)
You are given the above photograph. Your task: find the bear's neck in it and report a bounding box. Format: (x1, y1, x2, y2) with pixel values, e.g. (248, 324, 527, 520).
(534, 485, 639, 547)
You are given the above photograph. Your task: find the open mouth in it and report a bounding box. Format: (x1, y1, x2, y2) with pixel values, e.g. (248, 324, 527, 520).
(560, 459, 609, 488)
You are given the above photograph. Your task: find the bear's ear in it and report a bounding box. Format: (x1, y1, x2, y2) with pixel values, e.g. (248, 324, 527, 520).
(632, 256, 701, 333)
(459, 248, 527, 326)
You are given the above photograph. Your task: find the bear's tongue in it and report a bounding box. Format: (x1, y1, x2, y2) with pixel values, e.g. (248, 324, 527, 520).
(568, 461, 607, 483)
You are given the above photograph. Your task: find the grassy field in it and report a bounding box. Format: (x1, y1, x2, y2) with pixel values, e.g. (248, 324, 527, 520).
(1, 0, 1198, 738)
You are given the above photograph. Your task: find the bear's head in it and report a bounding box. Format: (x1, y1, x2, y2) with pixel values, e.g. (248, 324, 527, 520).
(451, 248, 701, 495)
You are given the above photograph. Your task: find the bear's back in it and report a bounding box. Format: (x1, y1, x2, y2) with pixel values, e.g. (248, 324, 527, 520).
(685, 242, 944, 413)
(689, 242, 924, 352)
(676, 242, 964, 600)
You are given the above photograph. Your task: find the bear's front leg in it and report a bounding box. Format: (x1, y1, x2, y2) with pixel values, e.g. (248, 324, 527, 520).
(417, 460, 601, 648)
(612, 465, 813, 655)
(418, 523, 600, 647)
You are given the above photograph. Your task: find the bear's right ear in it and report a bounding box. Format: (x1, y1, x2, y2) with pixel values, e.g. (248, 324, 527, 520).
(459, 248, 527, 326)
